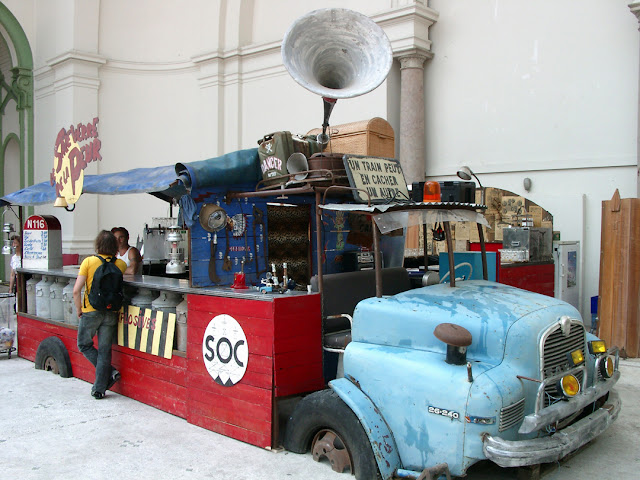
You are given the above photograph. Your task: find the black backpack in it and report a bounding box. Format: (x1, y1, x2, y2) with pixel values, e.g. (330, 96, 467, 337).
(87, 255, 124, 311)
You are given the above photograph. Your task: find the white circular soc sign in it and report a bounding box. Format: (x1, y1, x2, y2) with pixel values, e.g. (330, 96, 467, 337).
(202, 314, 249, 386)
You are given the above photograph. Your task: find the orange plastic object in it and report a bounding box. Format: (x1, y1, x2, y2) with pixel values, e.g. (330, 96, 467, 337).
(423, 181, 441, 202)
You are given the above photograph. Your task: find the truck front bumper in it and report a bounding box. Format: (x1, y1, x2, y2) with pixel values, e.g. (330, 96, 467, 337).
(482, 389, 620, 468)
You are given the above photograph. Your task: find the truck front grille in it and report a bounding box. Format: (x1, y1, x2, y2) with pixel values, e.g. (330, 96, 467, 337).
(499, 398, 525, 432)
(539, 320, 586, 408)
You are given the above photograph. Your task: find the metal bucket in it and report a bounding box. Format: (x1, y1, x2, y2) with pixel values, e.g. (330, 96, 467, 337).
(49, 278, 65, 322)
(175, 296, 188, 352)
(307, 153, 349, 186)
(35, 276, 53, 319)
(26, 275, 40, 315)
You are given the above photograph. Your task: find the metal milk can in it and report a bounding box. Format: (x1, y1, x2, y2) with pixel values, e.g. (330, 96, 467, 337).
(49, 277, 65, 322)
(35, 276, 53, 319)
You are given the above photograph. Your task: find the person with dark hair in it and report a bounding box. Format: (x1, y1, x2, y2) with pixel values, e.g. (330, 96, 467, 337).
(8, 235, 21, 312)
(111, 226, 142, 275)
(73, 230, 127, 399)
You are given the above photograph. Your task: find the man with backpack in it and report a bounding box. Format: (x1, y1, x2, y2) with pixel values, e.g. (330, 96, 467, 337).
(73, 230, 127, 399)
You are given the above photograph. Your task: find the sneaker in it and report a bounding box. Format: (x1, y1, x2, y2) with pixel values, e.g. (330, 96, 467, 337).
(107, 370, 121, 390)
(92, 391, 104, 400)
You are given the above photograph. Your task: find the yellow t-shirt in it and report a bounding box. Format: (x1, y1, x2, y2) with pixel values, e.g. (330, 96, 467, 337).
(78, 254, 127, 313)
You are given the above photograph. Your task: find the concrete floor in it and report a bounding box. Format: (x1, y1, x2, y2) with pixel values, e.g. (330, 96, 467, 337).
(1, 300, 639, 480)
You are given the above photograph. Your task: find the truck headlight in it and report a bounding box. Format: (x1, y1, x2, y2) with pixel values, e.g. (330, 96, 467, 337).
(599, 356, 615, 378)
(588, 340, 607, 355)
(568, 349, 584, 365)
(557, 374, 580, 398)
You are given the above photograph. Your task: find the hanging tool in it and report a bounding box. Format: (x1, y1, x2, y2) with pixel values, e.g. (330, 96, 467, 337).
(208, 233, 221, 283)
(222, 226, 232, 272)
(252, 205, 266, 276)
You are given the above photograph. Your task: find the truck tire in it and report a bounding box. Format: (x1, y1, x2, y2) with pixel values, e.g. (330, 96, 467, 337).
(284, 389, 380, 480)
(34, 336, 73, 378)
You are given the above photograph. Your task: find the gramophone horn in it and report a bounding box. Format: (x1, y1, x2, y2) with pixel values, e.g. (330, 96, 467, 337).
(282, 8, 393, 144)
(287, 152, 309, 181)
(282, 8, 393, 99)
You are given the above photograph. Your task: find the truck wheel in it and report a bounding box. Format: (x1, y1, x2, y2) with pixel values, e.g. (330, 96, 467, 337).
(34, 336, 73, 378)
(284, 389, 380, 480)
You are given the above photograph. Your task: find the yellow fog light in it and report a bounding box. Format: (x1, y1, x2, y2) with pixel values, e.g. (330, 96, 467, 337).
(588, 340, 607, 355)
(599, 356, 615, 378)
(569, 349, 584, 365)
(558, 374, 580, 398)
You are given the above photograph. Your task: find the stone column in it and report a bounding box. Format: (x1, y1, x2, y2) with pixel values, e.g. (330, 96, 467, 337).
(398, 53, 430, 185)
(629, 2, 640, 197)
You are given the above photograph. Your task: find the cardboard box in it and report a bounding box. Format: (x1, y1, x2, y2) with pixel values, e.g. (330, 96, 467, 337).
(529, 205, 544, 228)
(455, 239, 469, 252)
(470, 223, 495, 243)
(501, 196, 526, 217)
(494, 222, 510, 241)
(455, 222, 470, 241)
(477, 187, 503, 211)
(501, 213, 518, 226)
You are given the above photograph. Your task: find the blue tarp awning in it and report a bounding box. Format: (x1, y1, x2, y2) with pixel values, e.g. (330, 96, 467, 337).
(0, 148, 261, 207)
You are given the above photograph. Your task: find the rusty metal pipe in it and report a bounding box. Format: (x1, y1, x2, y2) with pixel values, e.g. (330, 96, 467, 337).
(477, 223, 488, 280)
(315, 190, 323, 296)
(444, 221, 455, 287)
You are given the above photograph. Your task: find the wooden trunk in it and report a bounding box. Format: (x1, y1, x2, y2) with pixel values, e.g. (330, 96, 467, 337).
(307, 117, 395, 158)
(598, 190, 640, 357)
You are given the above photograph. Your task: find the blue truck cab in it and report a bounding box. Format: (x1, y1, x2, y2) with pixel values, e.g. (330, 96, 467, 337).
(284, 205, 620, 480)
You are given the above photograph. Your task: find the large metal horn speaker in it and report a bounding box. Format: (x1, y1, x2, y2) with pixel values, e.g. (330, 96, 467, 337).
(282, 8, 392, 99)
(282, 8, 392, 143)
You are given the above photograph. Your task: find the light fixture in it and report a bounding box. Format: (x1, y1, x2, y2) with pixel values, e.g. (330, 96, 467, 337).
(199, 204, 228, 232)
(588, 340, 607, 355)
(599, 356, 615, 378)
(523, 177, 532, 192)
(2, 209, 16, 255)
(422, 181, 441, 202)
(557, 374, 580, 398)
(457, 166, 484, 205)
(54, 196, 75, 212)
(568, 349, 584, 366)
(54, 196, 68, 208)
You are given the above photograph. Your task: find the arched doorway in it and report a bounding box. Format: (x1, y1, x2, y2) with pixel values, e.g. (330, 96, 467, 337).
(0, 2, 34, 282)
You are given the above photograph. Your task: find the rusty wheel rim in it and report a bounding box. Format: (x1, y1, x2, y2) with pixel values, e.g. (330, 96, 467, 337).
(43, 356, 60, 374)
(311, 429, 352, 474)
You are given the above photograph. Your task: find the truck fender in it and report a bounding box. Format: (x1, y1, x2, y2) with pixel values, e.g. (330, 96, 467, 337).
(330, 377, 401, 480)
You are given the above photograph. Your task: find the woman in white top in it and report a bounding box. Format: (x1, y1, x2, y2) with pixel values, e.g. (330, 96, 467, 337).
(8, 235, 21, 311)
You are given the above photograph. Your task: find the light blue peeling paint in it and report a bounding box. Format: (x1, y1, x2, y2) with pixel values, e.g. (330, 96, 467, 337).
(351, 280, 579, 365)
(330, 378, 401, 480)
(340, 279, 587, 476)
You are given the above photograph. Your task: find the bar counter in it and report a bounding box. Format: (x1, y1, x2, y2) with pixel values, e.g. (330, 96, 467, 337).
(17, 266, 310, 301)
(15, 266, 323, 449)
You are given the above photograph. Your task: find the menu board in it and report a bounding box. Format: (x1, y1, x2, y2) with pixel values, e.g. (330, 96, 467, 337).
(22, 215, 63, 269)
(23, 230, 49, 268)
(343, 155, 409, 204)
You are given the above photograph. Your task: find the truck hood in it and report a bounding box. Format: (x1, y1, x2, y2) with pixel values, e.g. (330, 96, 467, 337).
(351, 280, 581, 365)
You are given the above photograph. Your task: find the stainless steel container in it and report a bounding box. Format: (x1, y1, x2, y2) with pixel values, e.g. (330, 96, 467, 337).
(502, 227, 552, 262)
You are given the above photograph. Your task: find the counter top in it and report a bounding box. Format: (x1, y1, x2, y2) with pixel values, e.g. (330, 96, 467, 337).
(17, 267, 312, 301)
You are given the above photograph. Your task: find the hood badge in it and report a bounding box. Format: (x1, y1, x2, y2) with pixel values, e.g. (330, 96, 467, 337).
(559, 315, 572, 337)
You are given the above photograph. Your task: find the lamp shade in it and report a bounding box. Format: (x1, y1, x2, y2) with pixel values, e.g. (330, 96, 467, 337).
(457, 166, 473, 181)
(54, 197, 68, 208)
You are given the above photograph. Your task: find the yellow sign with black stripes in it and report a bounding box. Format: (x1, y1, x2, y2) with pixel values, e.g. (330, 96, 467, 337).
(117, 305, 176, 359)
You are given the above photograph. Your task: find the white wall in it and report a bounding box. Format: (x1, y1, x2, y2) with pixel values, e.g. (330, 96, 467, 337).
(426, 0, 639, 316)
